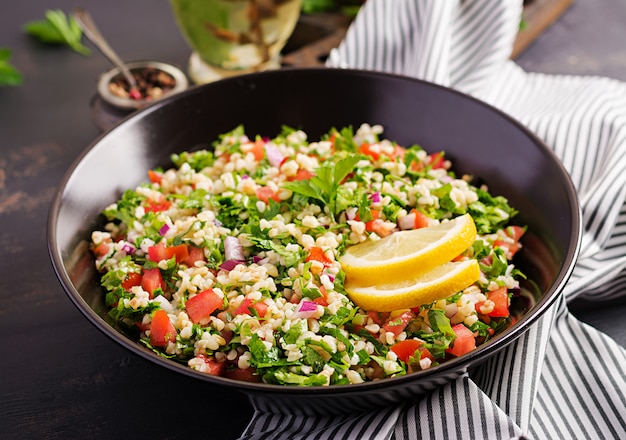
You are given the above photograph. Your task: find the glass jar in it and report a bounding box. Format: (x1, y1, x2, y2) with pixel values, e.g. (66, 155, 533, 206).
(170, 0, 302, 83)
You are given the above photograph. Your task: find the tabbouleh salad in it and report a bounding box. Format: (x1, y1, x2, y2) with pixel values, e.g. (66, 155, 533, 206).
(90, 123, 527, 386)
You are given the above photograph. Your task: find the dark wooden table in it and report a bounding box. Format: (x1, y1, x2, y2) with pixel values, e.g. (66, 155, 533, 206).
(2, 1, 625, 439)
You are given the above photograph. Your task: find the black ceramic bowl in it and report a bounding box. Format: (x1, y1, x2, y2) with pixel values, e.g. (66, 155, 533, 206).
(48, 67, 581, 415)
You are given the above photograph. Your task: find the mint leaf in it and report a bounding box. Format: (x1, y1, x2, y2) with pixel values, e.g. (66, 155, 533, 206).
(0, 48, 23, 86)
(24, 9, 91, 56)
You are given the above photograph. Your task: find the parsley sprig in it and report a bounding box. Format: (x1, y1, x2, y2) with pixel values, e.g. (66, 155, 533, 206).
(282, 154, 360, 221)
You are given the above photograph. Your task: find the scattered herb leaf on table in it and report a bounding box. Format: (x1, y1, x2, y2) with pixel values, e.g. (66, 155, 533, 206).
(0, 48, 23, 86)
(23, 9, 91, 56)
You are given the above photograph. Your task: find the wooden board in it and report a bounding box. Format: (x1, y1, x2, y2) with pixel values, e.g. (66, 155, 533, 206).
(513, 0, 575, 58)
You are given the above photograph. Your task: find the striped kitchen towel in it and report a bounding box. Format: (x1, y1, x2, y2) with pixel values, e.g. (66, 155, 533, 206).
(240, 1, 626, 438)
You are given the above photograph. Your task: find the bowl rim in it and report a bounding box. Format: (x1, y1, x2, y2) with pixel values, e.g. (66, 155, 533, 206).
(48, 66, 582, 396)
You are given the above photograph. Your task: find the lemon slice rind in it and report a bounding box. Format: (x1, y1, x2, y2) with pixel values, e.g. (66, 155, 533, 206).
(344, 259, 481, 312)
(340, 213, 477, 286)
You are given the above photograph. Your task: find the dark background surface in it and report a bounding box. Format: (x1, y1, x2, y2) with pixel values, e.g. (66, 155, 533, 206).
(2, 1, 625, 438)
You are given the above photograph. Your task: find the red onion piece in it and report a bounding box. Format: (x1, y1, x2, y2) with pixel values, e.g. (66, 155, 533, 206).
(369, 192, 381, 203)
(159, 224, 170, 236)
(292, 300, 318, 319)
(219, 260, 243, 271)
(264, 143, 284, 167)
(224, 236, 244, 261)
(121, 242, 136, 254)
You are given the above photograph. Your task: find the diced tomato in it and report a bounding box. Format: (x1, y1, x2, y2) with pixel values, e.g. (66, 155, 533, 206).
(428, 152, 446, 169)
(359, 142, 405, 160)
(250, 139, 266, 161)
(360, 210, 393, 237)
(92, 241, 112, 258)
(505, 225, 525, 241)
(251, 299, 269, 317)
(417, 346, 435, 362)
(452, 251, 470, 261)
(256, 186, 281, 204)
(485, 287, 510, 318)
(149, 309, 176, 347)
(186, 289, 223, 323)
(393, 344, 435, 367)
(147, 170, 163, 184)
(224, 367, 260, 382)
(328, 132, 337, 150)
(391, 144, 406, 159)
(367, 311, 389, 325)
(410, 160, 425, 172)
(148, 242, 189, 263)
(144, 199, 171, 213)
(355, 208, 377, 223)
(390, 339, 422, 364)
(183, 245, 206, 266)
(141, 268, 164, 298)
(305, 246, 333, 268)
(358, 142, 380, 160)
(493, 239, 522, 257)
(446, 323, 476, 357)
(287, 168, 314, 181)
(494, 225, 525, 258)
(411, 209, 430, 229)
(382, 310, 415, 337)
(366, 219, 393, 237)
(148, 242, 169, 262)
(121, 271, 142, 290)
(195, 354, 227, 376)
(313, 285, 329, 307)
(340, 172, 355, 185)
(235, 297, 268, 318)
(167, 244, 189, 263)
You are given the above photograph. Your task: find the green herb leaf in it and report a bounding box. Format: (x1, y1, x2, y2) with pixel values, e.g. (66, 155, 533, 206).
(301, 346, 326, 372)
(171, 150, 215, 171)
(248, 333, 283, 368)
(282, 320, 307, 345)
(24, 9, 91, 56)
(282, 154, 360, 220)
(0, 48, 23, 86)
(268, 368, 329, 386)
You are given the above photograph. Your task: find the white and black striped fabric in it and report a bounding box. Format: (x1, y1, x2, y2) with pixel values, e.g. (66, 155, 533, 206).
(240, 1, 626, 438)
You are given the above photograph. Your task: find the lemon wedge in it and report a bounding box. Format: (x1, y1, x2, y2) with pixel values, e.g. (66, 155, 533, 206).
(344, 259, 481, 312)
(339, 213, 477, 286)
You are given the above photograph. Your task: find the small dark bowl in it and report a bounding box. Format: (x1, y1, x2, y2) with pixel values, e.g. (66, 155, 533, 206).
(48, 67, 581, 415)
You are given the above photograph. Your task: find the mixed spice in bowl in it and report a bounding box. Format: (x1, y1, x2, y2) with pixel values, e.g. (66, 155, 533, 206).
(97, 60, 189, 110)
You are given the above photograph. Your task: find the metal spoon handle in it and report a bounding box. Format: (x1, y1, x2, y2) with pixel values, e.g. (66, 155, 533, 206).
(72, 7, 138, 90)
